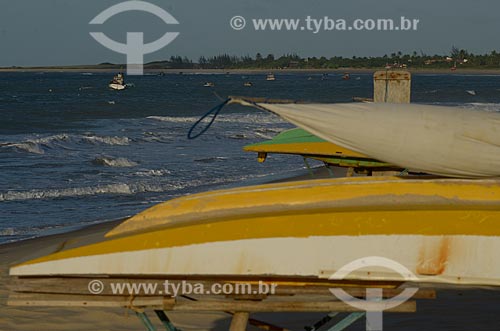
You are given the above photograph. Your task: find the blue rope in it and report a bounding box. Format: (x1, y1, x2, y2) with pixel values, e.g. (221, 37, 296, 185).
(187, 98, 231, 139)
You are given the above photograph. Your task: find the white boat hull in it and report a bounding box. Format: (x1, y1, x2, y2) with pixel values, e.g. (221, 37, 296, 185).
(10, 234, 500, 286)
(109, 83, 126, 90)
(248, 102, 500, 178)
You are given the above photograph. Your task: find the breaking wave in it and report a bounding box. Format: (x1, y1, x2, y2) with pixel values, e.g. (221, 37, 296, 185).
(0, 134, 71, 154)
(2, 142, 46, 154)
(147, 113, 286, 125)
(0, 182, 184, 202)
(81, 135, 130, 145)
(0, 168, 286, 202)
(92, 156, 138, 167)
(0, 228, 16, 236)
(0, 134, 131, 154)
(463, 103, 500, 112)
(134, 169, 171, 177)
(0, 184, 134, 201)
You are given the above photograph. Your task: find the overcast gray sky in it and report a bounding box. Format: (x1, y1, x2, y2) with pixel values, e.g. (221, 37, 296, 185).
(1, 0, 499, 66)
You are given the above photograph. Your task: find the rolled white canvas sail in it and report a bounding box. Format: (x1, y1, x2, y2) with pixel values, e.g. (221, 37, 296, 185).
(256, 102, 500, 178)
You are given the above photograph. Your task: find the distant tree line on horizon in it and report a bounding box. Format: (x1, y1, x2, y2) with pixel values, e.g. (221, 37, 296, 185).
(138, 48, 500, 70)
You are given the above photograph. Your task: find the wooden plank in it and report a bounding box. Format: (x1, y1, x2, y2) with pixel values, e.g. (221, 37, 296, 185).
(172, 300, 416, 313)
(8, 293, 417, 312)
(10, 277, 435, 299)
(8, 293, 175, 308)
(9, 277, 436, 299)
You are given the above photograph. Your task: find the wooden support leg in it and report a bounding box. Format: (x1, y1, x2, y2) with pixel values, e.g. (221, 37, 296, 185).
(155, 310, 179, 331)
(229, 312, 249, 331)
(324, 163, 335, 178)
(305, 312, 339, 331)
(326, 312, 365, 331)
(136, 311, 157, 331)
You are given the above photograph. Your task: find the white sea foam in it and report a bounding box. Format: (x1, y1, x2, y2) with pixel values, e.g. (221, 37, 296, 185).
(1, 134, 70, 154)
(0, 228, 16, 236)
(1, 134, 132, 154)
(0, 182, 186, 202)
(82, 135, 130, 146)
(0, 168, 288, 202)
(147, 113, 285, 125)
(92, 156, 138, 167)
(462, 103, 500, 112)
(7, 142, 46, 154)
(134, 169, 171, 177)
(0, 183, 133, 201)
(253, 132, 274, 140)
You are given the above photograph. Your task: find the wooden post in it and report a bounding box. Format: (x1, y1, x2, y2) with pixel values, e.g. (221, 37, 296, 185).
(373, 70, 411, 176)
(373, 70, 411, 103)
(229, 312, 249, 331)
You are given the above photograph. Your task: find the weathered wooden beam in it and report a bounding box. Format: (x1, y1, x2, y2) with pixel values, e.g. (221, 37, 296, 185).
(8, 293, 417, 313)
(8, 293, 175, 308)
(172, 300, 416, 313)
(10, 277, 435, 299)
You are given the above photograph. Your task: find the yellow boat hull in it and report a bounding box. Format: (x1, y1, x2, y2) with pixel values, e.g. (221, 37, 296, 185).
(10, 177, 500, 286)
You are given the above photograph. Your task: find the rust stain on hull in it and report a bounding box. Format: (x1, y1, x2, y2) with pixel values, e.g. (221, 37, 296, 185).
(416, 237, 451, 276)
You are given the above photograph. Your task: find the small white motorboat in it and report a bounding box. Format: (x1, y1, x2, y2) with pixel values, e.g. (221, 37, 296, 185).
(203, 82, 215, 87)
(109, 73, 126, 91)
(266, 73, 276, 81)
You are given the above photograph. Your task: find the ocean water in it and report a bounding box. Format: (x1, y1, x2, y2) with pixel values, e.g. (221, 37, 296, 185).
(1, 72, 500, 243)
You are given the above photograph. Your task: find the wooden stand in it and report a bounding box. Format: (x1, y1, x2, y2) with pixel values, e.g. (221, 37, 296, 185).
(8, 277, 435, 331)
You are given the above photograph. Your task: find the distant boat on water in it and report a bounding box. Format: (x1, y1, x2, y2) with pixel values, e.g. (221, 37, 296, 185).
(109, 73, 126, 91)
(243, 82, 253, 87)
(343, 73, 351, 80)
(266, 73, 276, 81)
(466, 90, 477, 96)
(204, 82, 215, 87)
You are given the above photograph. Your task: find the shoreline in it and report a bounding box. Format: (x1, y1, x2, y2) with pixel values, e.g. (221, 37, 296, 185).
(0, 167, 336, 250)
(2, 67, 500, 75)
